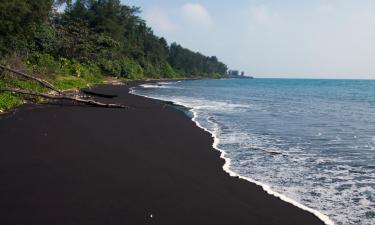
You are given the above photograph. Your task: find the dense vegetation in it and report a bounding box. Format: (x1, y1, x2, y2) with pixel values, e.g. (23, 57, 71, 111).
(0, 0, 227, 78)
(0, 0, 228, 111)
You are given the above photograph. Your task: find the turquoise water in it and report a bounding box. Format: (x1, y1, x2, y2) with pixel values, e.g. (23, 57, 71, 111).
(132, 79, 375, 225)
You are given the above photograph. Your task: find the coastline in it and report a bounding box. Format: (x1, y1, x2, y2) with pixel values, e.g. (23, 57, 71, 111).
(0, 82, 326, 225)
(131, 81, 334, 225)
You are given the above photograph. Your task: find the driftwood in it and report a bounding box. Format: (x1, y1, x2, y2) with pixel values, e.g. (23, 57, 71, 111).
(0, 64, 62, 94)
(0, 64, 127, 109)
(0, 88, 127, 108)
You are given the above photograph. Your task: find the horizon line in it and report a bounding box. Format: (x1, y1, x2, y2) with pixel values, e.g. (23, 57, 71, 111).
(248, 76, 375, 80)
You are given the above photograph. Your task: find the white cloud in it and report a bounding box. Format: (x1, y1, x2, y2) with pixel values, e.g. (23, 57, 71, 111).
(181, 3, 212, 26)
(246, 5, 281, 31)
(144, 8, 177, 32)
(137, 1, 375, 78)
(318, 3, 334, 13)
(250, 5, 272, 24)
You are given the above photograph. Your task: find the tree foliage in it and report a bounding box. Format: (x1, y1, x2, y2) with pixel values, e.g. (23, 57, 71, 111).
(0, 0, 54, 55)
(0, 0, 228, 78)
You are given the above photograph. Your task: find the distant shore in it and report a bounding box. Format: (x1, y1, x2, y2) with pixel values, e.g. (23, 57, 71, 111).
(0, 82, 324, 225)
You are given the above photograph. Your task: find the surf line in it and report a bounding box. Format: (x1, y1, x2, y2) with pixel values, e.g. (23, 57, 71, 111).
(130, 83, 335, 225)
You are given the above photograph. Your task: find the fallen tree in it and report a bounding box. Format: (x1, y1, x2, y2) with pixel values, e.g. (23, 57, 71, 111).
(0, 64, 62, 94)
(0, 65, 127, 109)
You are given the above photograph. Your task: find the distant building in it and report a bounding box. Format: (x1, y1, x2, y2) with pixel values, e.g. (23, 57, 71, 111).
(228, 70, 239, 76)
(227, 70, 253, 79)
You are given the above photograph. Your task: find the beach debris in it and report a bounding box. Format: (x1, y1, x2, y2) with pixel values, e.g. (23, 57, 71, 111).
(0, 64, 127, 109)
(0, 87, 127, 108)
(0, 64, 62, 94)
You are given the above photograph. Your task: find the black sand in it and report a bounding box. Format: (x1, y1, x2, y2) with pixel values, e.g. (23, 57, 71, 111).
(0, 83, 325, 225)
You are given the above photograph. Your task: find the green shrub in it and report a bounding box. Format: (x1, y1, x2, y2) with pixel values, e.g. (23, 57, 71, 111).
(161, 63, 179, 78)
(9, 79, 46, 92)
(80, 63, 104, 84)
(53, 77, 88, 90)
(98, 59, 122, 76)
(210, 72, 222, 79)
(28, 53, 60, 78)
(53, 62, 103, 90)
(27, 54, 104, 88)
(0, 54, 105, 112)
(0, 92, 22, 112)
(119, 58, 144, 79)
(142, 62, 160, 78)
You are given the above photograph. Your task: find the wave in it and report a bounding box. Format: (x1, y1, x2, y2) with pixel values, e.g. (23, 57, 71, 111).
(139, 84, 169, 89)
(139, 81, 182, 89)
(189, 109, 335, 225)
(130, 85, 335, 225)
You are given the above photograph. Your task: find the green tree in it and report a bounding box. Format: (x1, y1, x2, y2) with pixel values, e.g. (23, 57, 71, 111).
(0, 0, 55, 55)
(0, 0, 228, 79)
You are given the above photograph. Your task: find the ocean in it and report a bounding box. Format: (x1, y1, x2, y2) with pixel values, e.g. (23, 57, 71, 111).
(131, 78, 375, 225)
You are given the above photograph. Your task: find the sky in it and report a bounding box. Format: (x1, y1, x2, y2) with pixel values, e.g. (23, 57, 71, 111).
(122, 0, 375, 79)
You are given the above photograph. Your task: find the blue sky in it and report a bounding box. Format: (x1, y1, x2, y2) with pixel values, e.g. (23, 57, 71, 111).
(122, 0, 375, 79)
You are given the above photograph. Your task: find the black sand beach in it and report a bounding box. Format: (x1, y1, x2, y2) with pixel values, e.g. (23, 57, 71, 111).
(0, 83, 324, 225)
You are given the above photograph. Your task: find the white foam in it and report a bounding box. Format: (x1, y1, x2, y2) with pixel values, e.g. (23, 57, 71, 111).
(130, 87, 335, 225)
(157, 82, 172, 85)
(190, 109, 335, 225)
(159, 96, 253, 114)
(139, 84, 169, 89)
(139, 81, 182, 89)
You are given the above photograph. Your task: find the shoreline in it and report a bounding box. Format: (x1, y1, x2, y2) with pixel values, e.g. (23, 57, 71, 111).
(131, 81, 334, 225)
(0, 82, 327, 225)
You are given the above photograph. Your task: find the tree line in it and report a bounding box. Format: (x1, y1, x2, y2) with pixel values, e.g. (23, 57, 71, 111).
(0, 0, 228, 79)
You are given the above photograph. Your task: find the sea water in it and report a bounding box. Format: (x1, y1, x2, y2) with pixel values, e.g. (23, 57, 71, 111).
(131, 79, 375, 225)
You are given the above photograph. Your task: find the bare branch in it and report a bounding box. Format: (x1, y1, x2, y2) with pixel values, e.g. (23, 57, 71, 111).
(0, 64, 62, 94)
(0, 88, 127, 109)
